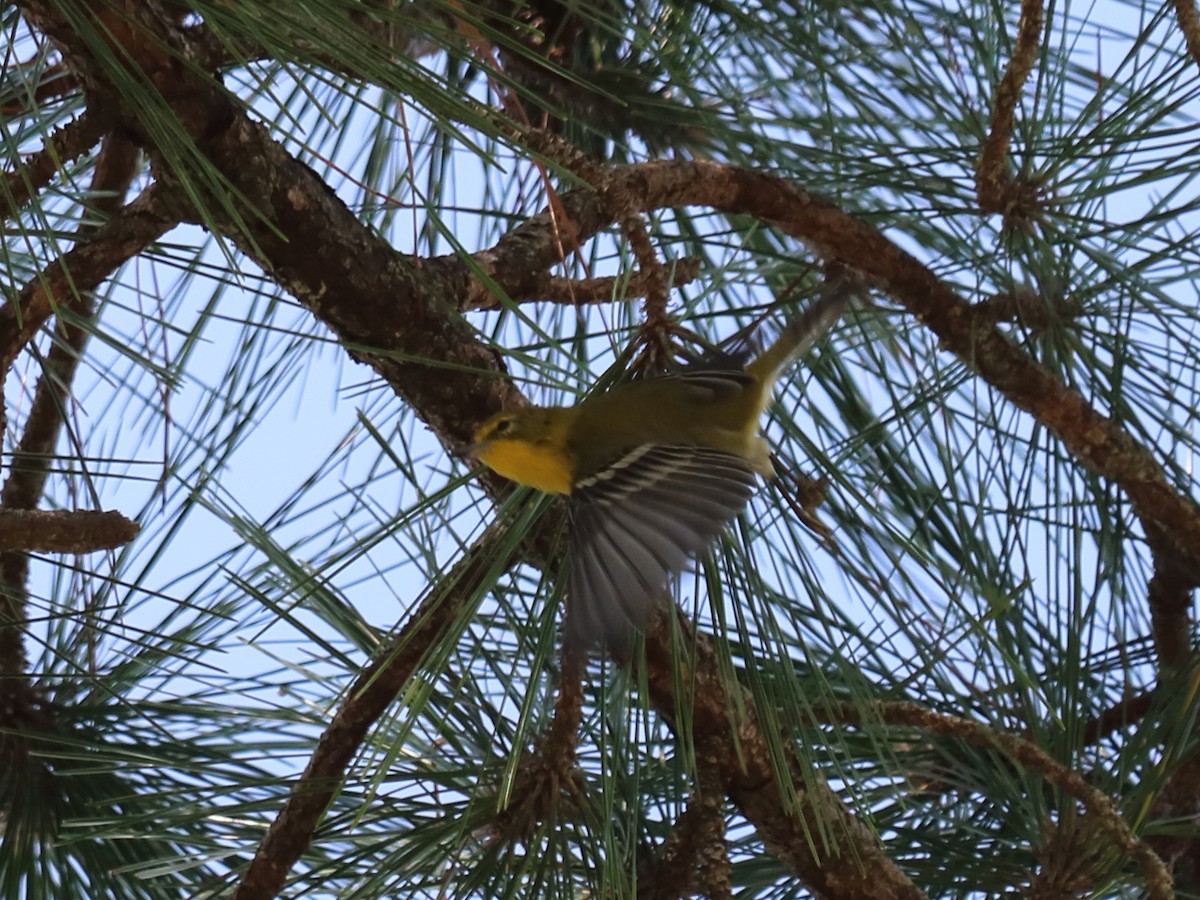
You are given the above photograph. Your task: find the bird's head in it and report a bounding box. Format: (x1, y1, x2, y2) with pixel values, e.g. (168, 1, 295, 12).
(467, 406, 576, 494)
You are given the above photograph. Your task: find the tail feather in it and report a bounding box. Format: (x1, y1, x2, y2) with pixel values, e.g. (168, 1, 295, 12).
(745, 280, 855, 386)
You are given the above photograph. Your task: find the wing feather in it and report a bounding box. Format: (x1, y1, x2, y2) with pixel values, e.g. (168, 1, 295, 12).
(566, 445, 757, 649)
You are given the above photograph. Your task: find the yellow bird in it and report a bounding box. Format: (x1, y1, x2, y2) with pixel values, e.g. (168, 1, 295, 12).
(470, 286, 850, 649)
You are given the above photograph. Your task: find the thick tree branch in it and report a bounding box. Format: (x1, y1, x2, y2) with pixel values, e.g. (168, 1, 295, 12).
(638, 754, 732, 900)
(1150, 554, 1195, 667)
(20, 4, 1194, 900)
(639, 611, 925, 900)
(459, 160, 1200, 584)
(19, 0, 519, 449)
(493, 649, 584, 841)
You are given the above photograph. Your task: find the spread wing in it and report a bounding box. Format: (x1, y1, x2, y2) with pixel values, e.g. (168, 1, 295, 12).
(565, 445, 758, 650)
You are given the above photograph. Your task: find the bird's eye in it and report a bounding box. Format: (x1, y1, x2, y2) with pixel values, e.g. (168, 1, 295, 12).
(493, 418, 513, 435)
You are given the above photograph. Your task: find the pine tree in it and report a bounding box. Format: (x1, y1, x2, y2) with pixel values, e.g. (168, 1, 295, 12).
(1, 1, 1197, 897)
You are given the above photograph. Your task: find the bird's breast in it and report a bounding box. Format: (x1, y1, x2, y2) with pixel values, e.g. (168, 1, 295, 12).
(478, 440, 574, 494)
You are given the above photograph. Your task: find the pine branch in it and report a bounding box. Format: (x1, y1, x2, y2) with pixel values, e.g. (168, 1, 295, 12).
(0, 509, 138, 552)
(231, 521, 520, 900)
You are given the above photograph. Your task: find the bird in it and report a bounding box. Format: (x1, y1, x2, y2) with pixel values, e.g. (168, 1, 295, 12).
(469, 284, 851, 650)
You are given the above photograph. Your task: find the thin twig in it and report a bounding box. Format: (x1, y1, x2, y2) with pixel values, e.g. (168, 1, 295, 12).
(0, 181, 175, 376)
(976, 0, 1045, 225)
(0, 509, 139, 552)
(2, 110, 106, 219)
(1081, 689, 1155, 746)
(0, 59, 78, 115)
(460, 259, 702, 311)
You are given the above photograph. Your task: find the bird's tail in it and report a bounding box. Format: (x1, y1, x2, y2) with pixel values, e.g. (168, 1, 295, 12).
(745, 278, 856, 386)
